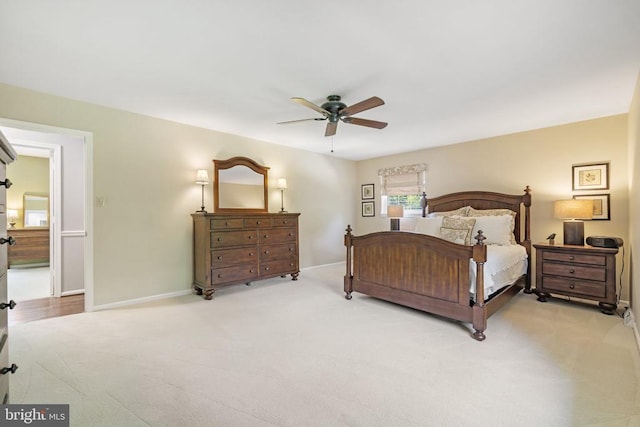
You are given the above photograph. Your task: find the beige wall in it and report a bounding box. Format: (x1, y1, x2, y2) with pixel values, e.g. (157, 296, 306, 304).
(629, 71, 640, 328)
(6, 155, 49, 228)
(356, 115, 631, 300)
(0, 83, 356, 306)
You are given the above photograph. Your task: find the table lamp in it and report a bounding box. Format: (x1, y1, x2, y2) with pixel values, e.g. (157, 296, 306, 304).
(554, 199, 593, 245)
(388, 205, 404, 231)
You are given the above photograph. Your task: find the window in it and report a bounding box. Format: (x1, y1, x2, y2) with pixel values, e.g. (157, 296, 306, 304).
(378, 163, 426, 217)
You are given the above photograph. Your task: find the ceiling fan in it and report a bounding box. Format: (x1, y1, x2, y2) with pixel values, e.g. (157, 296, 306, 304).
(278, 95, 388, 137)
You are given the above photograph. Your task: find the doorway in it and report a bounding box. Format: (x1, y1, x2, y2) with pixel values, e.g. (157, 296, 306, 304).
(0, 118, 93, 320)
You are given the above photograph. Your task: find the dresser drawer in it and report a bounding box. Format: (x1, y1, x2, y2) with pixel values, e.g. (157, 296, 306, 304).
(541, 276, 606, 299)
(260, 228, 296, 244)
(261, 243, 296, 260)
(542, 262, 606, 281)
(211, 247, 258, 267)
(211, 264, 259, 284)
(210, 230, 258, 248)
(210, 218, 244, 230)
(0, 331, 8, 404)
(541, 251, 606, 266)
(244, 217, 273, 228)
(272, 216, 298, 227)
(260, 258, 298, 275)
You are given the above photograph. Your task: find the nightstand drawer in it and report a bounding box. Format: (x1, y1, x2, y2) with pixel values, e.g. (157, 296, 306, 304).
(541, 277, 606, 299)
(542, 262, 606, 281)
(541, 251, 606, 266)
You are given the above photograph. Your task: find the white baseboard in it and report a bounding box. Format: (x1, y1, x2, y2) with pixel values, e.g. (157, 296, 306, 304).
(301, 261, 345, 271)
(92, 289, 193, 311)
(61, 289, 85, 297)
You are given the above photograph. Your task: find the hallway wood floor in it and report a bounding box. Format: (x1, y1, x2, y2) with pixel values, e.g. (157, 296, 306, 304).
(8, 295, 84, 325)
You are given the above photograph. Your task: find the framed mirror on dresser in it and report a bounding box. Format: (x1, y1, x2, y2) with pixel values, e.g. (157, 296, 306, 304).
(192, 157, 300, 300)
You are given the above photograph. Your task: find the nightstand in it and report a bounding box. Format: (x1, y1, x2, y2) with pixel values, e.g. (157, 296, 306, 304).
(533, 243, 618, 314)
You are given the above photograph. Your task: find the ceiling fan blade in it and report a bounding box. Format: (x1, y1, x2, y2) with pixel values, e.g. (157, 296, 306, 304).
(292, 97, 330, 115)
(277, 117, 326, 125)
(340, 96, 385, 116)
(342, 117, 388, 129)
(325, 122, 338, 137)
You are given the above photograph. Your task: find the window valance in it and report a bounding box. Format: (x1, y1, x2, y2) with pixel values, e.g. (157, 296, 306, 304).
(378, 163, 426, 195)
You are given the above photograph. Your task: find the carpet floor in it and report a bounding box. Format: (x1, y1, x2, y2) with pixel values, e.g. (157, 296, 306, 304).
(9, 263, 640, 426)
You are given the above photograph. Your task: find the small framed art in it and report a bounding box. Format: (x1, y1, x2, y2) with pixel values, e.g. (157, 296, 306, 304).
(361, 184, 374, 200)
(572, 162, 609, 191)
(362, 201, 375, 217)
(573, 194, 610, 220)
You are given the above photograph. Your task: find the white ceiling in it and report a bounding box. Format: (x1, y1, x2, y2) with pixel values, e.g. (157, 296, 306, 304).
(1, 1, 639, 161)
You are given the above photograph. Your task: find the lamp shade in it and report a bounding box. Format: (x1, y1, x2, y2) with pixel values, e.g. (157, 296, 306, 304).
(387, 205, 404, 218)
(7, 209, 18, 218)
(277, 178, 287, 189)
(554, 199, 593, 220)
(195, 169, 209, 185)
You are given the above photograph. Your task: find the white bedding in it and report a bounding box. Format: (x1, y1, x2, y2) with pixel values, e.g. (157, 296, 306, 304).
(470, 244, 528, 300)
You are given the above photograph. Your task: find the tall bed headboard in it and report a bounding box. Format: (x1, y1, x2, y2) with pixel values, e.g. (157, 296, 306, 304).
(427, 186, 532, 245)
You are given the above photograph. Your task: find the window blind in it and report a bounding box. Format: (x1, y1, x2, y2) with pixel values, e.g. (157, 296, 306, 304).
(378, 163, 426, 195)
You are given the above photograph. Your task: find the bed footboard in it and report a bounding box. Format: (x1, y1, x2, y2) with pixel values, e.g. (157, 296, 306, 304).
(344, 226, 489, 340)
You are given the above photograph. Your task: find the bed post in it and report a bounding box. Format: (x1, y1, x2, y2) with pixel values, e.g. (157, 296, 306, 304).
(522, 186, 533, 293)
(471, 231, 487, 341)
(344, 225, 353, 300)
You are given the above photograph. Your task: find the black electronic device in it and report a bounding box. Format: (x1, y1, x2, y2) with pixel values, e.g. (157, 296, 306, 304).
(586, 236, 624, 248)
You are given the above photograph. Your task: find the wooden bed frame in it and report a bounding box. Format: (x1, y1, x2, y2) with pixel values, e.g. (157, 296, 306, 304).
(344, 186, 532, 341)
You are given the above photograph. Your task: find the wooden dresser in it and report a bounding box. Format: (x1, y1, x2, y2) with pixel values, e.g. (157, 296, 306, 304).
(534, 242, 618, 314)
(192, 212, 300, 299)
(0, 131, 17, 403)
(7, 228, 50, 268)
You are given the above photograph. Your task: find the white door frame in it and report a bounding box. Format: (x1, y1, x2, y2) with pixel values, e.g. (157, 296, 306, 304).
(0, 118, 94, 311)
(8, 140, 61, 297)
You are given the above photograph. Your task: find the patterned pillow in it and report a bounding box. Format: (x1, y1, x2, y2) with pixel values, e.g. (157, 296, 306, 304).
(440, 228, 470, 245)
(467, 207, 517, 244)
(428, 206, 471, 218)
(440, 216, 476, 245)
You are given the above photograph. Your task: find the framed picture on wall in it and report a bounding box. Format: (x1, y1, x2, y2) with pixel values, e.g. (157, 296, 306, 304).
(361, 184, 374, 200)
(362, 201, 375, 217)
(572, 162, 609, 191)
(573, 194, 610, 220)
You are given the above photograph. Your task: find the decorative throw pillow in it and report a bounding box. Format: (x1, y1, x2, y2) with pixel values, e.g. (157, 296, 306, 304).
(427, 206, 471, 218)
(441, 216, 476, 245)
(470, 215, 512, 246)
(467, 207, 517, 244)
(440, 228, 469, 245)
(415, 216, 443, 237)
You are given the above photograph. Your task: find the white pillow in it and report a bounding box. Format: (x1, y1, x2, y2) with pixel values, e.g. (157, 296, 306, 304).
(414, 216, 443, 237)
(471, 215, 512, 246)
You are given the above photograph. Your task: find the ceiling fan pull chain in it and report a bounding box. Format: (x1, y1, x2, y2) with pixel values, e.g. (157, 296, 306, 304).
(331, 136, 334, 153)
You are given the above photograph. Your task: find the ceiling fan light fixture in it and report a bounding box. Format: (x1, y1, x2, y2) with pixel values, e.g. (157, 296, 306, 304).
(279, 94, 387, 137)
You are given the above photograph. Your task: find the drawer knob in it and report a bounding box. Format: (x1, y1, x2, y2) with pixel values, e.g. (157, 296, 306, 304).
(248, 235, 253, 239)
(0, 300, 17, 310)
(217, 237, 222, 242)
(250, 269, 255, 273)
(0, 236, 16, 246)
(217, 274, 223, 278)
(217, 256, 223, 260)
(569, 256, 575, 260)
(249, 252, 255, 256)
(569, 269, 575, 274)
(264, 250, 269, 255)
(0, 178, 12, 188)
(265, 267, 270, 271)
(569, 284, 575, 289)
(0, 364, 18, 375)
